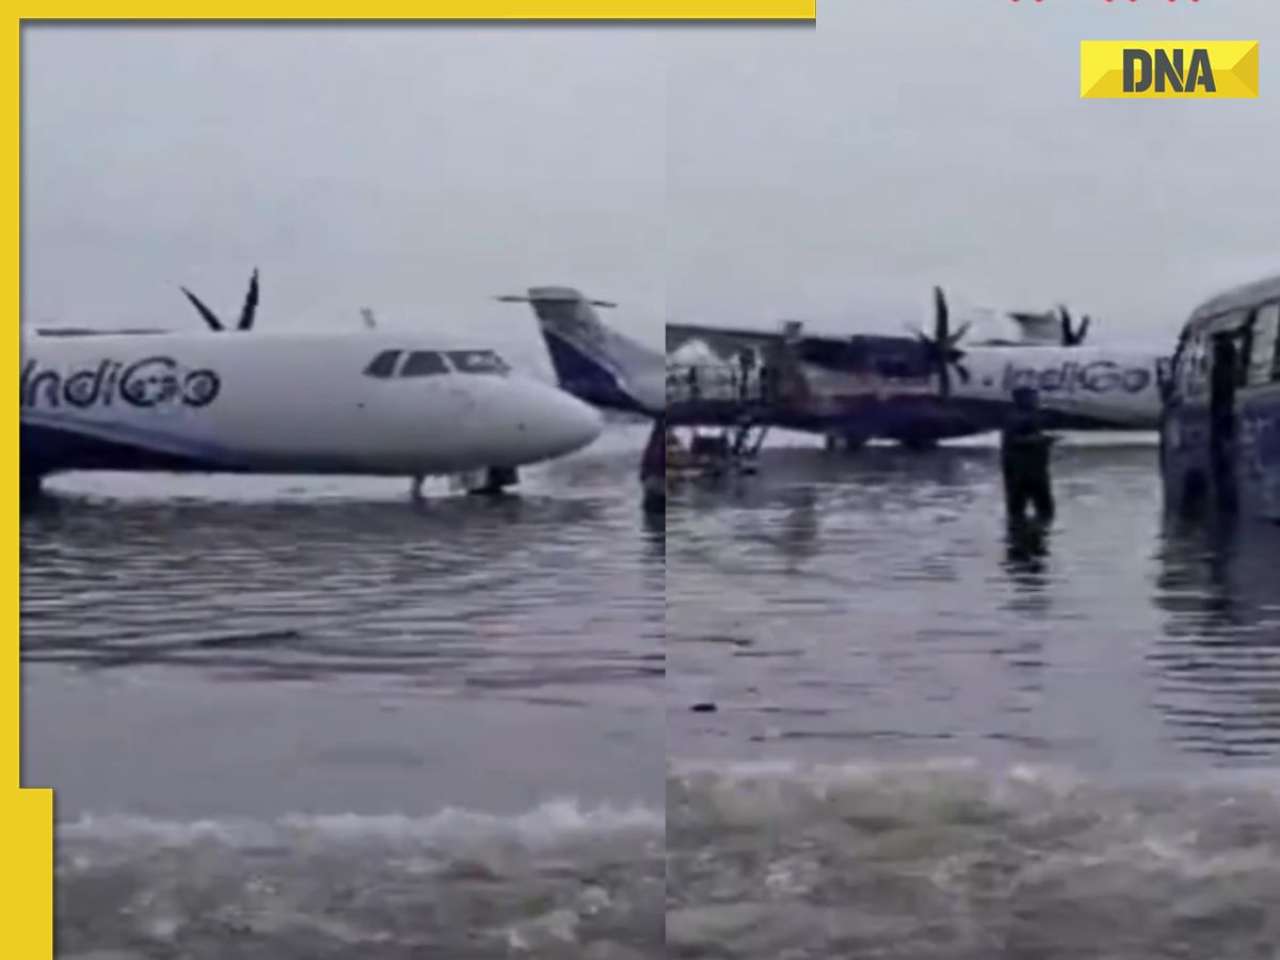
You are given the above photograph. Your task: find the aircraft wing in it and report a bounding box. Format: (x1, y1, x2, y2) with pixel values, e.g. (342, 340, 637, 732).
(1006, 311, 1062, 344)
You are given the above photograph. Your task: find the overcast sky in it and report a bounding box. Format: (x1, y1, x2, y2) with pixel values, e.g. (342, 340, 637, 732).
(667, 0, 1280, 342)
(23, 5, 1280, 366)
(22, 24, 667, 373)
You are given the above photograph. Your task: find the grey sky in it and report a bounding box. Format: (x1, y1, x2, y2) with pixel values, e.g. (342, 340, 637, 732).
(668, 0, 1280, 344)
(22, 24, 666, 373)
(24, 7, 1280, 366)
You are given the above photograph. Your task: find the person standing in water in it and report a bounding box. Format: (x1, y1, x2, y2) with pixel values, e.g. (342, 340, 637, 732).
(641, 415, 666, 512)
(1001, 386, 1056, 523)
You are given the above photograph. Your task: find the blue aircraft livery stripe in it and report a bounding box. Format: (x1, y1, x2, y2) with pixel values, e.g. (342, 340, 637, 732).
(542, 330, 647, 415)
(21, 410, 248, 475)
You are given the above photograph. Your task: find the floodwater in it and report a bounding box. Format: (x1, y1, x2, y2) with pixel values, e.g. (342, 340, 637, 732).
(22, 427, 1280, 958)
(666, 435, 1280, 959)
(22, 424, 665, 959)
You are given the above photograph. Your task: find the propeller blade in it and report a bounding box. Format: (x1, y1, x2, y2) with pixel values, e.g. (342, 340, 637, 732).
(933, 286, 949, 345)
(953, 362, 971, 385)
(237, 268, 260, 331)
(494, 294, 531, 303)
(181, 287, 224, 332)
(1058, 305, 1091, 346)
(949, 321, 972, 346)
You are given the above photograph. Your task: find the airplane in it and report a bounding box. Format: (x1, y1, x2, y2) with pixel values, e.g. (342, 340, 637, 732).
(497, 286, 668, 509)
(666, 286, 1169, 450)
(20, 272, 604, 500)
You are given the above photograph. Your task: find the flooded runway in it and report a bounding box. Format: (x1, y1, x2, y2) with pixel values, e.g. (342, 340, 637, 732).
(667, 438, 1280, 770)
(667, 759, 1280, 960)
(22, 428, 1280, 958)
(666, 435, 1280, 959)
(22, 425, 665, 959)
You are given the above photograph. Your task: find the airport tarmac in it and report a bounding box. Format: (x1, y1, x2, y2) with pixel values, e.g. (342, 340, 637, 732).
(666, 432, 1280, 959)
(24, 426, 1280, 959)
(23, 425, 665, 959)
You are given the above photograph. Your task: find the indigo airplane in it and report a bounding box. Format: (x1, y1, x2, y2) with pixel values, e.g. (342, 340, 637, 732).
(500, 283, 1166, 453)
(667, 287, 1169, 449)
(20, 272, 604, 499)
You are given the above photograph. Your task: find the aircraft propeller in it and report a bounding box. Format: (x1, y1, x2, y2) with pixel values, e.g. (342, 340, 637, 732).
(1059, 305, 1091, 347)
(181, 268, 260, 332)
(914, 286, 971, 398)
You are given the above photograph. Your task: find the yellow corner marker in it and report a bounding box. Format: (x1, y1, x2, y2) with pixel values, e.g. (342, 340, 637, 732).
(1081, 41, 1259, 100)
(16, 2, 816, 18)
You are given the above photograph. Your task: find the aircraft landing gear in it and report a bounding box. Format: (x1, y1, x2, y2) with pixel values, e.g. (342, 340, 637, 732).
(468, 466, 519, 496)
(823, 433, 866, 453)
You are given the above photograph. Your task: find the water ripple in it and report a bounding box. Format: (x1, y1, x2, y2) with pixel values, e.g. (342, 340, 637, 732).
(22, 437, 665, 704)
(668, 441, 1280, 769)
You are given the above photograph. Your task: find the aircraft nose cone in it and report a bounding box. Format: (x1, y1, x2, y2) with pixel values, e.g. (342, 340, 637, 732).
(545, 389, 604, 455)
(484, 379, 603, 467)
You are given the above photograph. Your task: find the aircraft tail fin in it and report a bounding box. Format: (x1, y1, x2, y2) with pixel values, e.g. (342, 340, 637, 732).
(496, 286, 662, 416)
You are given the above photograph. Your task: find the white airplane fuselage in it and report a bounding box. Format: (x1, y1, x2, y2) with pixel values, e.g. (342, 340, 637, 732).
(20, 330, 604, 481)
(769, 342, 1166, 431)
(951, 344, 1167, 430)
(711, 340, 1170, 442)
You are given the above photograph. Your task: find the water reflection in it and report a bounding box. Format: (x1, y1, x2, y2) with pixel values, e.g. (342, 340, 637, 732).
(641, 504, 665, 561)
(1150, 516, 1280, 759)
(669, 438, 1280, 769)
(1003, 517, 1052, 580)
(771, 487, 821, 567)
(21, 458, 664, 699)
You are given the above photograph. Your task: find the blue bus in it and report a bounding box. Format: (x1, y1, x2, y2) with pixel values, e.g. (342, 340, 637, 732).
(1160, 274, 1280, 521)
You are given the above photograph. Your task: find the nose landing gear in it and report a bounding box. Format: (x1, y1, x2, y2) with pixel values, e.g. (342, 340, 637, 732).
(468, 466, 519, 496)
(416, 466, 522, 501)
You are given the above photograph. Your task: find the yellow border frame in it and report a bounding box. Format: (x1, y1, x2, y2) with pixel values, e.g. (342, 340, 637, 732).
(9, 10, 53, 945)
(21, 2, 816, 18)
(9, 4, 814, 955)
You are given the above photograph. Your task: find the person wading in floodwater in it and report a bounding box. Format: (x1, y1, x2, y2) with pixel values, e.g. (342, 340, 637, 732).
(1001, 386, 1056, 523)
(641, 414, 666, 512)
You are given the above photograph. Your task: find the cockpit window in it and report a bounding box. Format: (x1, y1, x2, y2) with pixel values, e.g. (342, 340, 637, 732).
(401, 350, 450, 377)
(364, 349, 401, 379)
(446, 350, 510, 375)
